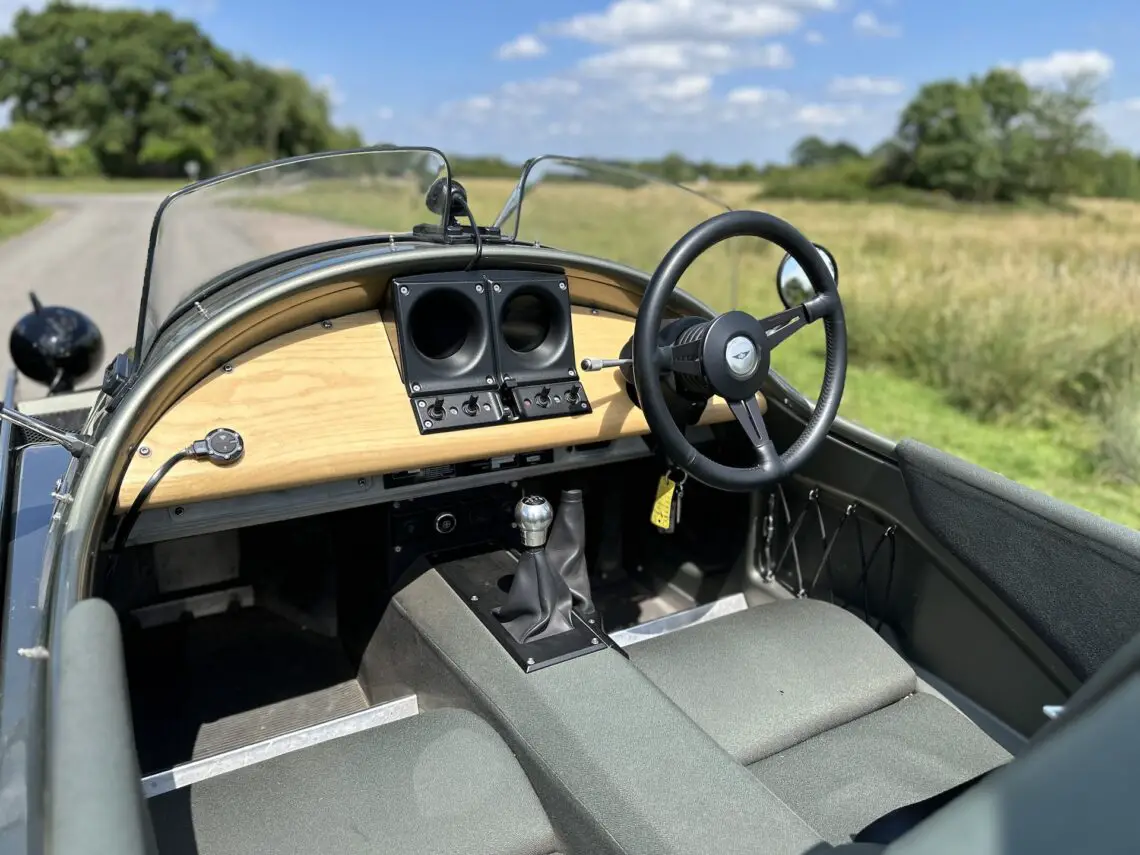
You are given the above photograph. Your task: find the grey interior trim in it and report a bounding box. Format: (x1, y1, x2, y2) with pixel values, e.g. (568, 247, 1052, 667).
(609, 593, 748, 647)
(140, 693, 419, 798)
(125, 433, 687, 544)
(912, 663, 1030, 756)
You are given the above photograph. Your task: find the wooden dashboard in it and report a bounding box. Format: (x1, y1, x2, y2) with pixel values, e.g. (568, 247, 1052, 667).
(116, 305, 763, 512)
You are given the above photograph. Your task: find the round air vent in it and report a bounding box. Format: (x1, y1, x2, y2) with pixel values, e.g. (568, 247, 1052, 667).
(408, 290, 486, 376)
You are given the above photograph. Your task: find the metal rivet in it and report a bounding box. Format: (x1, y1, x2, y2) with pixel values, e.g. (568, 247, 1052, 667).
(417, 399, 426, 408)
(470, 595, 479, 602)
(493, 283, 502, 293)
(449, 406, 458, 415)
(424, 420, 433, 428)
(393, 501, 401, 509)
(553, 395, 561, 403)
(475, 284, 484, 293)
(222, 363, 233, 373)
(590, 638, 600, 645)
(510, 481, 518, 488)
(483, 403, 491, 411)
(526, 657, 535, 665)
(322, 320, 333, 329)
(394, 545, 402, 553)
(559, 281, 567, 290)
(400, 286, 409, 295)
(412, 383, 421, 392)
(139, 446, 151, 457)
(589, 618, 596, 625)
(590, 307, 599, 315)
(568, 369, 576, 376)
(486, 376, 494, 385)
(173, 506, 184, 516)
(357, 478, 367, 488)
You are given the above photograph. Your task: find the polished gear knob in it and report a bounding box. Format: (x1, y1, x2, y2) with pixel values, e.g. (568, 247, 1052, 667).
(515, 495, 553, 549)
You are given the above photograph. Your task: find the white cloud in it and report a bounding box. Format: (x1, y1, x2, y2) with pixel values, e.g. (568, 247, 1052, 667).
(376, 106, 394, 120)
(1015, 49, 1114, 85)
(579, 41, 791, 75)
(853, 11, 900, 38)
(501, 77, 581, 98)
(650, 74, 712, 101)
(464, 95, 494, 112)
(497, 34, 547, 60)
(795, 102, 862, 127)
(550, 0, 830, 44)
(316, 74, 346, 107)
(805, 30, 825, 44)
(727, 86, 788, 105)
(827, 75, 903, 97)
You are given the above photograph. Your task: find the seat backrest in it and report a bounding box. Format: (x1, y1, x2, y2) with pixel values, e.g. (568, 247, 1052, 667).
(886, 631, 1140, 854)
(49, 599, 157, 855)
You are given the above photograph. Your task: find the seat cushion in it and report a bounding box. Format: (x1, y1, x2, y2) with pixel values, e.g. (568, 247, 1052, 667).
(149, 708, 562, 855)
(629, 600, 917, 764)
(750, 692, 1011, 844)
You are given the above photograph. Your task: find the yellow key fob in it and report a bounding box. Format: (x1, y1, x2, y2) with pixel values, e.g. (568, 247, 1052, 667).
(651, 475, 676, 531)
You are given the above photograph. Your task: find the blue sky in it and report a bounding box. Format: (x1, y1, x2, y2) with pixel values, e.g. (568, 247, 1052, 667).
(9, 0, 1140, 163)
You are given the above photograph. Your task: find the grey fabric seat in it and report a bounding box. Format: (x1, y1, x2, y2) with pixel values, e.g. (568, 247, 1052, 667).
(629, 599, 1011, 844)
(149, 707, 563, 855)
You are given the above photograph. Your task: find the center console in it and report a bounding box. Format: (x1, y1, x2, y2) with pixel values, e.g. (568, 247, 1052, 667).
(435, 489, 624, 672)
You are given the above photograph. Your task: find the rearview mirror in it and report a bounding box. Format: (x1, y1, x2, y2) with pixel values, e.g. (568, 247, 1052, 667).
(9, 292, 104, 394)
(776, 244, 838, 309)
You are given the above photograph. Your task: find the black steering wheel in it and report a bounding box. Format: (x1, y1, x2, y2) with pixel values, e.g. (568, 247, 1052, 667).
(632, 210, 847, 492)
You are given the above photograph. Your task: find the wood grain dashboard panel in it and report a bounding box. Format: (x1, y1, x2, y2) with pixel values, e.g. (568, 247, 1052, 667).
(116, 307, 763, 512)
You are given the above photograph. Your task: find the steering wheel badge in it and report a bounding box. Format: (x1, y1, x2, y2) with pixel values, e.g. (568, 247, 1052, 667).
(725, 335, 758, 379)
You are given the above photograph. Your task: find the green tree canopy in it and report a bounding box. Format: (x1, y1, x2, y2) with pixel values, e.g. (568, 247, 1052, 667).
(877, 68, 1105, 202)
(790, 136, 863, 168)
(0, 3, 362, 177)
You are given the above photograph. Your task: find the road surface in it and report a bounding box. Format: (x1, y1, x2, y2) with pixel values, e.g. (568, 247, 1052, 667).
(0, 194, 373, 399)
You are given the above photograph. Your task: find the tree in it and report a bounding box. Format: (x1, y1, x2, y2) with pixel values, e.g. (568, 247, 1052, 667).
(790, 136, 863, 168)
(0, 4, 361, 177)
(0, 122, 54, 175)
(877, 68, 1105, 202)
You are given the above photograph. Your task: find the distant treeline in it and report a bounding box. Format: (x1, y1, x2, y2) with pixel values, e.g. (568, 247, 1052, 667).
(2, 5, 1139, 205)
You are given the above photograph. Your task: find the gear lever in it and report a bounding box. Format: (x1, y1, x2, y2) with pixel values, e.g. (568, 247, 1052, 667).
(546, 489, 595, 616)
(494, 496, 575, 643)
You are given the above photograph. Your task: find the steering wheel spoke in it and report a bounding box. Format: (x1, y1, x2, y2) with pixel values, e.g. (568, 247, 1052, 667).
(728, 396, 782, 473)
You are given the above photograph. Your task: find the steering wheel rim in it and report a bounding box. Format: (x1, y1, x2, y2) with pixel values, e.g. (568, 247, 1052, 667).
(633, 210, 848, 492)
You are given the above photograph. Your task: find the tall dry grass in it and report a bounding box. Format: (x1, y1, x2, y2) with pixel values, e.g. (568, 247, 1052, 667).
(741, 196, 1140, 480)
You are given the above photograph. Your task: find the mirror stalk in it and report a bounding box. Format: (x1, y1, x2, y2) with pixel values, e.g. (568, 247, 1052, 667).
(0, 405, 92, 457)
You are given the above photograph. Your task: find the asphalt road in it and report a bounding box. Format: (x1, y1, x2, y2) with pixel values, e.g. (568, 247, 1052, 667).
(0, 194, 372, 400)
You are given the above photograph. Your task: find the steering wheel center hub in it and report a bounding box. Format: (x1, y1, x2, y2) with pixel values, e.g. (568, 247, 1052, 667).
(725, 335, 759, 378)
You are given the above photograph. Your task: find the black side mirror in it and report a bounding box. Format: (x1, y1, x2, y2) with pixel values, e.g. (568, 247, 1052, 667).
(776, 243, 839, 309)
(9, 292, 104, 394)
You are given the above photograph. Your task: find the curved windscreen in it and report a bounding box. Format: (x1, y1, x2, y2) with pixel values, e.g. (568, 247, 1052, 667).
(494, 156, 740, 314)
(137, 147, 450, 357)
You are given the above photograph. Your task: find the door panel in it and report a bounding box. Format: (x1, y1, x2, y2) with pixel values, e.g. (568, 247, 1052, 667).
(896, 439, 1140, 682)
